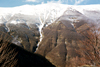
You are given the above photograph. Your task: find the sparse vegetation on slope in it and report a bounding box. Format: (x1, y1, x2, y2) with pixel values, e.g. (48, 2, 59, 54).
(0, 34, 55, 67)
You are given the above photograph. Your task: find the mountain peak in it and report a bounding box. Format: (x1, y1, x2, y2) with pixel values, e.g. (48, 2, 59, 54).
(0, 4, 100, 25)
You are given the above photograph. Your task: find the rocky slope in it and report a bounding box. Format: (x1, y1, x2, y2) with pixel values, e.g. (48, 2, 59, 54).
(35, 18, 91, 67)
(0, 22, 40, 52)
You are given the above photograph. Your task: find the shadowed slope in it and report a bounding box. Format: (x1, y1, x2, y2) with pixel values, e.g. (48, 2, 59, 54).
(0, 39, 55, 67)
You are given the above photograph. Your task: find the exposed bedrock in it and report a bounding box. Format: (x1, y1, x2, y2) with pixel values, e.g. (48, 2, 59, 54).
(36, 19, 90, 67)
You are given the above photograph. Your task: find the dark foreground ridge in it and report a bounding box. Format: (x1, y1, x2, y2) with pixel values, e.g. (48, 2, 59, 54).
(0, 39, 55, 67)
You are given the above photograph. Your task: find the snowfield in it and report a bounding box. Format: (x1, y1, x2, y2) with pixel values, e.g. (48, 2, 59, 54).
(0, 3, 100, 47)
(0, 3, 100, 25)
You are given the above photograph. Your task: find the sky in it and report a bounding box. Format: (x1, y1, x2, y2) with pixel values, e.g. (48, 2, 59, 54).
(0, 0, 100, 7)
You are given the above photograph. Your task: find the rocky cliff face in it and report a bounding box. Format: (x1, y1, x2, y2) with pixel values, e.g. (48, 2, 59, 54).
(7, 23, 40, 52)
(35, 19, 90, 67)
(0, 23, 40, 52)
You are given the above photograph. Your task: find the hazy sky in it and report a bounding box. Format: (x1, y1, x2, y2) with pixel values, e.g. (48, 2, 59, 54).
(0, 0, 100, 7)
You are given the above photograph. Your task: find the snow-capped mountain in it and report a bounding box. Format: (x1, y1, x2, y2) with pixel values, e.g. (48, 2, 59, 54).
(0, 3, 100, 25)
(0, 2, 100, 51)
(1, 3, 100, 67)
(0, 3, 100, 34)
(0, 3, 100, 50)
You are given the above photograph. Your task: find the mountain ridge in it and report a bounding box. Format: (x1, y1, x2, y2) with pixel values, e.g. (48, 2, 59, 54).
(0, 3, 100, 67)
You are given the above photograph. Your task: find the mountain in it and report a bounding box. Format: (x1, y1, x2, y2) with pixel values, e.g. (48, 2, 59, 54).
(0, 3, 100, 67)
